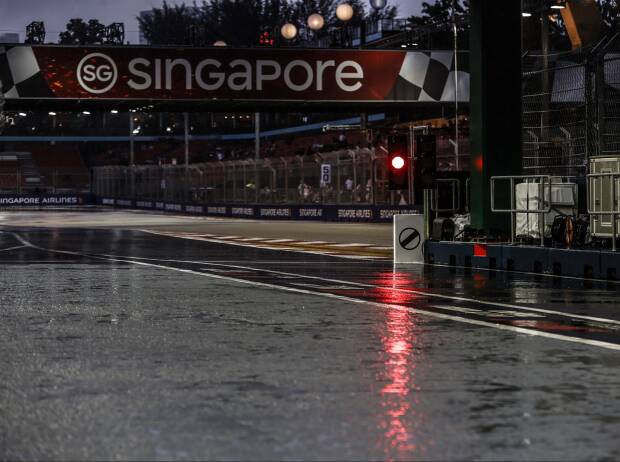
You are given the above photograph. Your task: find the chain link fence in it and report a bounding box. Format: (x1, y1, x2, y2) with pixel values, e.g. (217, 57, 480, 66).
(600, 49, 620, 155)
(522, 34, 620, 177)
(93, 147, 411, 206)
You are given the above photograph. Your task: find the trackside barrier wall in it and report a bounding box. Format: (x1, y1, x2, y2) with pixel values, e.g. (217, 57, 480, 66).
(97, 196, 420, 223)
(426, 241, 620, 281)
(0, 193, 95, 207)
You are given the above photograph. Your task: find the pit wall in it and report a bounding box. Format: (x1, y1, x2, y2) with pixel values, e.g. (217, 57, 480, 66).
(426, 241, 620, 281)
(96, 196, 420, 223)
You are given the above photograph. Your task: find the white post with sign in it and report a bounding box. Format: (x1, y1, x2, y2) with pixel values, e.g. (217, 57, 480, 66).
(393, 214, 425, 264)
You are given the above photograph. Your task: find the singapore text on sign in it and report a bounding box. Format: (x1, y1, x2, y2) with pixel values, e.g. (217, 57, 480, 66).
(0, 45, 469, 103)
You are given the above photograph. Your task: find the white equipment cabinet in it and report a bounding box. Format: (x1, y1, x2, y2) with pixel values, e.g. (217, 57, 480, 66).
(515, 179, 578, 239)
(589, 156, 620, 238)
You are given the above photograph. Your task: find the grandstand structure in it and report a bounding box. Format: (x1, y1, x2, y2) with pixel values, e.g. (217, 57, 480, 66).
(0, 14, 470, 206)
(0, 1, 617, 222)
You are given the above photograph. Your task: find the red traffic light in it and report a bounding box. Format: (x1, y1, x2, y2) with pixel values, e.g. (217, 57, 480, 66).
(391, 155, 405, 170)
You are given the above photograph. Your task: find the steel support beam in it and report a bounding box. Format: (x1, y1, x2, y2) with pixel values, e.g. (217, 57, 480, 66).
(469, 0, 522, 232)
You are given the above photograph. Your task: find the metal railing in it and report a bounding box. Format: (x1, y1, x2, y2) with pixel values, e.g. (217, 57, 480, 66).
(587, 172, 620, 251)
(93, 147, 419, 207)
(490, 175, 552, 246)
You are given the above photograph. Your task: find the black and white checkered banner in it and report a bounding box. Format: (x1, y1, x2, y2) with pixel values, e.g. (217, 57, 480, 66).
(0, 45, 52, 99)
(387, 51, 469, 102)
(0, 45, 469, 103)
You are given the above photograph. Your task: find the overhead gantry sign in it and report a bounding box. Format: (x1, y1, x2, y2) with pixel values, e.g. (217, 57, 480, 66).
(0, 44, 469, 109)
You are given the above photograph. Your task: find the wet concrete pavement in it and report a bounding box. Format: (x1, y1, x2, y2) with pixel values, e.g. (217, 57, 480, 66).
(1, 220, 620, 460)
(0, 209, 394, 245)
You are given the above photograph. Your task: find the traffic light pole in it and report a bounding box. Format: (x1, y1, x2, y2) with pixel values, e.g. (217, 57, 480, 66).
(407, 124, 429, 206)
(423, 188, 433, 239)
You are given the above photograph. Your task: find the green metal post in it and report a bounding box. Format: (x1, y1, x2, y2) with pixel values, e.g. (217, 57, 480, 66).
(469, 0, 523, 232)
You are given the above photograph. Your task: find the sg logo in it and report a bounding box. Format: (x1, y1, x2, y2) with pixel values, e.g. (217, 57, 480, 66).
(77, 53, 118, 94)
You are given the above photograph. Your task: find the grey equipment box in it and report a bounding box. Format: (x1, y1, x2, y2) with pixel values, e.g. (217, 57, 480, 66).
(589, 156, 620, 238)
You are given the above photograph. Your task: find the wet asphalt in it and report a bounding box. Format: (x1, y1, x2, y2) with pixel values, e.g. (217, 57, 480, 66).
(1, 226, 620, 461)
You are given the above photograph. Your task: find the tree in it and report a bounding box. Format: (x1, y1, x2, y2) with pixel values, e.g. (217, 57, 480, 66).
(408, 0, 469, 30)
(367, 2, 399, 22)
(406, 0, 469, 48)
(344, 0, 368, 28)
(140, 0, 296, 46)
(202, 0, 293, 46)
(139, 0, 400, 47)
(137, 1, 198, 45)
(291, 0, 337, 38)
(58, 18, 107, 44)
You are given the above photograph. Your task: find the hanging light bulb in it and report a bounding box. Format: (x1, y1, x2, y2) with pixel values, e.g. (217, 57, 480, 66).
(336, 3, 354, 21)
(307, 13, 325, 31)
(281, 23, 298, 40)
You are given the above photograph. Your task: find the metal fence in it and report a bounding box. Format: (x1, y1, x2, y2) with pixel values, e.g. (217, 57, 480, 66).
(600, 50, 620, 155)
(0, 169, 90, 194)
(93, 147, 413, 206)
(522, 34, 620, 177)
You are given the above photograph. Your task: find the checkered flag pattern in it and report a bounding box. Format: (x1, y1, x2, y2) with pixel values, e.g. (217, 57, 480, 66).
(387, 51, 469, 103)
(0, 45, 53, 98)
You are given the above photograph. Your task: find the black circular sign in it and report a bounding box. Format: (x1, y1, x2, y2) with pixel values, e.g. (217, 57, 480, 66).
(399, 227, 421, 250)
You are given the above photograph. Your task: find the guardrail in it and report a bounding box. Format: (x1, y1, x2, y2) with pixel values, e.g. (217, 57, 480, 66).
(587, 172, 620, 251)
(490, 175, 552, 246)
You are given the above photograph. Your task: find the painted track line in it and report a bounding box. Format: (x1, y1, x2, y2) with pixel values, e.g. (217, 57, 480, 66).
(0, 245, 26, 252)
(102, 253, 620, 328)
(10, 236, 620, 352)
(8, 231, 620, 350)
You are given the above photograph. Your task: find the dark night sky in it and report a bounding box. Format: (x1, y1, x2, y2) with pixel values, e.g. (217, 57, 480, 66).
(0, 0, 422, 43)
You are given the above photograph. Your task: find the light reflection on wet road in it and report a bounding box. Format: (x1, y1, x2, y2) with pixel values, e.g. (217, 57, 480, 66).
(1, 227, 620, 460)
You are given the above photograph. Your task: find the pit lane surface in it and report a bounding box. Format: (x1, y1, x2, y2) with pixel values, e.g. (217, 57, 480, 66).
(1, 223, 620, 460)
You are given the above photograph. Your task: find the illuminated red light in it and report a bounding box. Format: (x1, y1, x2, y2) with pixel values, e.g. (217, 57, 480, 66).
(474, 155, 484, 172)
(391, 156, 405, 170)
(473, 243, 487, 257)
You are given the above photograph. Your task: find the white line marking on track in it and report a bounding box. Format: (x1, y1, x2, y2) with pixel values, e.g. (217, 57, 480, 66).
(83, 246, 620, 328)
(0, 245, 26, 252)
(430, 304, 546, 319)
(10, 235, 618, 352)
(8, 231, 620, 350)
(132, 258, 620, 327)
